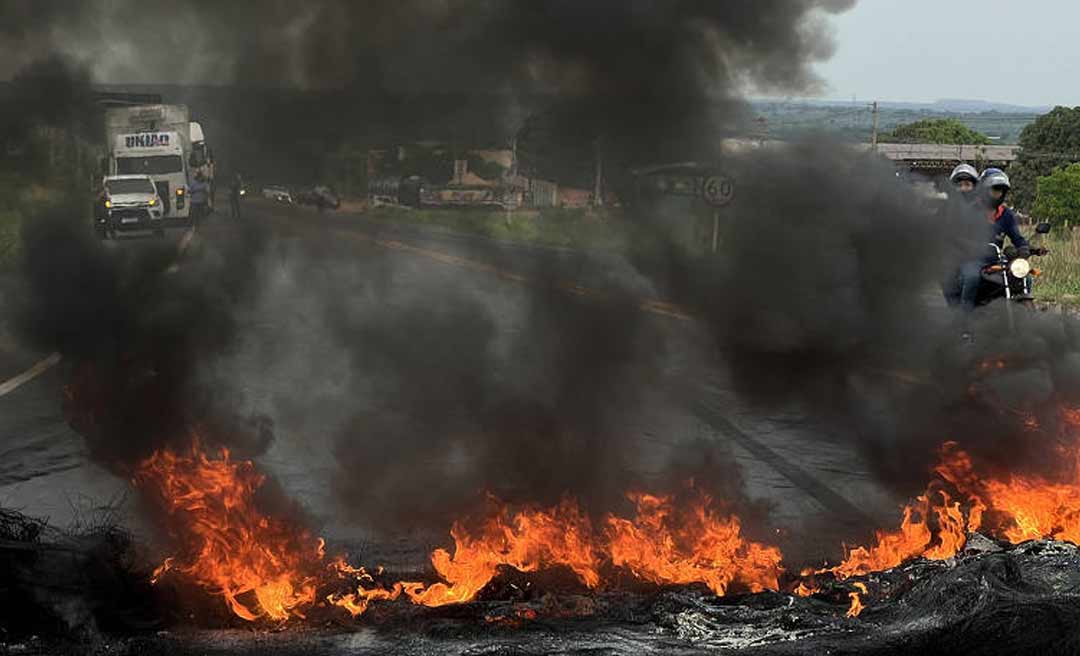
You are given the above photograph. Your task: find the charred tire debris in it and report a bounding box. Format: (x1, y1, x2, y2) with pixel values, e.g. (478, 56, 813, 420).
(3, 512, 1080, 656)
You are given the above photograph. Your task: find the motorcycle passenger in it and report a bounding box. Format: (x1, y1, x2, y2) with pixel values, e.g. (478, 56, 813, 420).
(941, 164, 984, 308)
(949, 163, 979, 202)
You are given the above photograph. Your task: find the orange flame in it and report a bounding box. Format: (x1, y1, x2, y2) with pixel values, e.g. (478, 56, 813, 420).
(401, 497, 601, 607)
(828, 489, 968, 580)
(391, 489, 783, 608)
(937, 437, 1080, 545)
(605, 492, 783, 596)
(135, 443, 326, 621)
(135, 442, 387, 622)
(136, 446, 786, 619)
(822, 410, 1080, 588)
(846, 582, 867, 618)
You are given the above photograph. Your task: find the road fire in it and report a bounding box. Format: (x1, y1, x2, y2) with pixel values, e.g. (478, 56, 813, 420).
(135, 442, 389, 622)
(399, 496, 601, 607)
(811, 408, 1080, 617)
(134, 444, 787, 622)
(132, 408, 1080, 627)
(386, 488, 783, 607)
(135, 442, 327, 621)
(605, 491, 782, 596)
(937, 437, 1080, 545)
(827, 489, 968, 580)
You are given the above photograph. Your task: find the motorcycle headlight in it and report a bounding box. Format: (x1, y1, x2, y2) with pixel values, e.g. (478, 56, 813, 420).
(1010, 258, 1032, 279)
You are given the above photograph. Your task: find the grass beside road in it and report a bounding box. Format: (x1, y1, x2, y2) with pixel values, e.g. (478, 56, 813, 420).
(0, 174, 29, 271)
(0, 176, 75, 271)
(1035, 230, 1080, 305)
(0, 208, 19, 270)
(362, 205, 649, 254)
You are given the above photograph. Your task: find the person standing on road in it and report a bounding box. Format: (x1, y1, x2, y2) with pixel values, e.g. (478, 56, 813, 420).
(189, 172, 210, 225)
(229, 173, 244, 219)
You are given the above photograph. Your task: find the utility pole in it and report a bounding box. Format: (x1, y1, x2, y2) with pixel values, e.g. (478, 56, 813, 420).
(870, 101, 879, 152)
(593, 136, 604, 208)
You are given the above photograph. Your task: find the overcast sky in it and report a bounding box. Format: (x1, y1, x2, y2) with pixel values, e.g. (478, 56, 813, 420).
(814, 0, 1080, 107)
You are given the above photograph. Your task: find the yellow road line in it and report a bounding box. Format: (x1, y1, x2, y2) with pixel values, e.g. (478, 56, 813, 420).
(340, 230, 695, 323)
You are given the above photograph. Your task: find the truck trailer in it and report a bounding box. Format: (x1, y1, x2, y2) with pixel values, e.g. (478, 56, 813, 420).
(102, 104, 213, 224)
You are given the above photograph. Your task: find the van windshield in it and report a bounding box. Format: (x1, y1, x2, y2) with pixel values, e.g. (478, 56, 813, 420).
(116, 155, 183, 175)
(106, 178, 156, 195)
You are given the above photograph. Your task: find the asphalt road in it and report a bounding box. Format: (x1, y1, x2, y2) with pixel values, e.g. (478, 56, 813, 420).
(0, 202, 906, 570)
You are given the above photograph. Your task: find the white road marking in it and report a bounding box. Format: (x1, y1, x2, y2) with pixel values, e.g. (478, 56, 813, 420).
(0, 227, 196, 397)
(0, 352, 62, 397)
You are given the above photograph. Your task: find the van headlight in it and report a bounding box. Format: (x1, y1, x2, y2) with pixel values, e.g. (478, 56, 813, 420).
(1010, 258, 1032, 278)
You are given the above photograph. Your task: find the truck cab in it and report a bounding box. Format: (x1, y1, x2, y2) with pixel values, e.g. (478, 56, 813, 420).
(109, 131, 189, 224)
(96, 174, 165, 238)
(189, 121, 215, 208)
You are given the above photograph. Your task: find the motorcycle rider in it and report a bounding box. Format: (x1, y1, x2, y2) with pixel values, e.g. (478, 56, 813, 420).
(979, 168, 1028, 262)
(942, 167, 1035, 341)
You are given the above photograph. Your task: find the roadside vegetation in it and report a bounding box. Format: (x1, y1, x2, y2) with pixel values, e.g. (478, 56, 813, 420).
(879, 118, 991, 145)
(1010, 107, 1080, 212)
(0, 174, 30, 270)
(1033, 229, 1080, 304)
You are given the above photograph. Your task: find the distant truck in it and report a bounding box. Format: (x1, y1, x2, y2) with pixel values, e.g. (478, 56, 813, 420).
(102, 104, 215, 224)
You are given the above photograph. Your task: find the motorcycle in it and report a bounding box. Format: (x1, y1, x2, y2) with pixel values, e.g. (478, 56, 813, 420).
(975, 221, 1051, 305)
(975, 221, 1051, 330)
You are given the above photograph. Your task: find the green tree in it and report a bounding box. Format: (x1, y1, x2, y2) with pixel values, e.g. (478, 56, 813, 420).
(879, 118, 990, 145)
(1032, 163, 1080, 227)
(1009, 106, 1080, 211)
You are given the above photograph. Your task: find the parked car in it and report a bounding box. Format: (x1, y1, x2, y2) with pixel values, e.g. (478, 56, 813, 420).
(262, 185, 293, 203)
(297, 185, 340, 210)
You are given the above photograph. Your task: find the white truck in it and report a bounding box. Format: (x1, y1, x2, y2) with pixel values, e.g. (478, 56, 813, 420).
(102, 104, 214, 224)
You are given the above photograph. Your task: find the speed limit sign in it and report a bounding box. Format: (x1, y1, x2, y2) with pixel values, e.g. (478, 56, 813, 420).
(702, 175, 735, 207)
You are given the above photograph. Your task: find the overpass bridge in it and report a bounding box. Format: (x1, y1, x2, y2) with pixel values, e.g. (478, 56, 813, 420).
(870, 143, 1020, 172)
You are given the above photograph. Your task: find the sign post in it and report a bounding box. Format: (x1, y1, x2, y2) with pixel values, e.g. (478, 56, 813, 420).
(702, 174, 734, 253)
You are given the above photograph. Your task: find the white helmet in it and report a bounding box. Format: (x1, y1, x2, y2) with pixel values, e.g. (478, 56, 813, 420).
(949, 163, 979, 186)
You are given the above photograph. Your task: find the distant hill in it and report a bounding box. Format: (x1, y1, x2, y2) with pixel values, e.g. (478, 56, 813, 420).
(928, 99, 1051, 114)
(754, 97, 1050, 115)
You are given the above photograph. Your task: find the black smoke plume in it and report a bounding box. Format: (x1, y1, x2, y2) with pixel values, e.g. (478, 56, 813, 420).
(13, 202, 272, 468)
